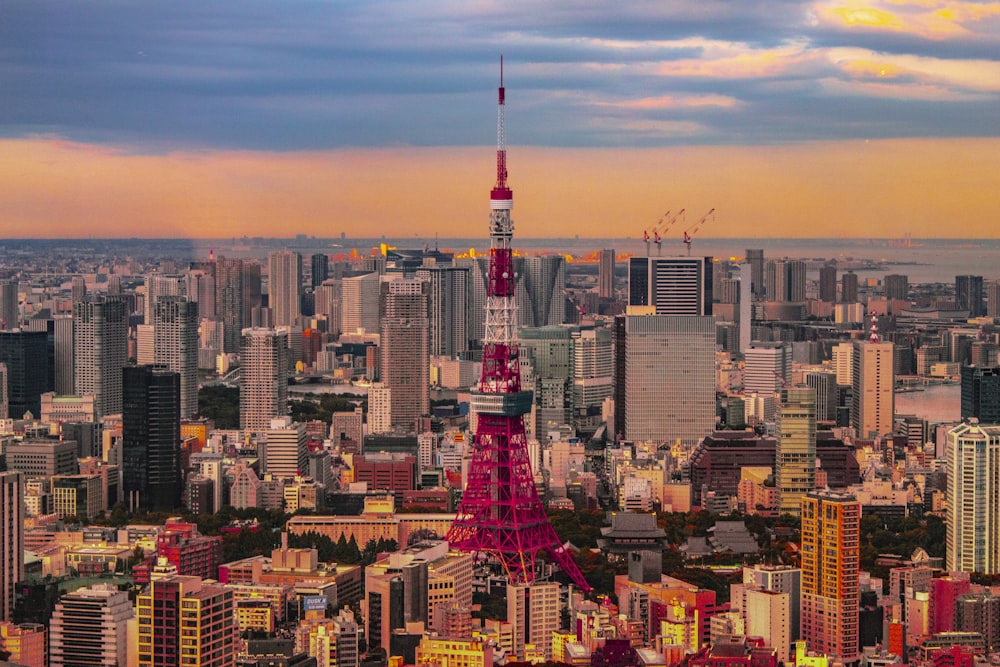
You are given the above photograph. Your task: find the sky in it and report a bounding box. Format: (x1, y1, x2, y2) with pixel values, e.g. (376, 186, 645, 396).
(1, 0, 999, 239)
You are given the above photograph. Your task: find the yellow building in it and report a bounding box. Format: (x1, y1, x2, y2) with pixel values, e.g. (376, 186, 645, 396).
(414, 636, 493, 667)
(236, 599, 275, 633)
(0, 622, 46, 667)
(137, 575, 236, 666)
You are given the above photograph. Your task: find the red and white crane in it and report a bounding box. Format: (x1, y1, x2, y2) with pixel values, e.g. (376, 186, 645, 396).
(683, 208, 715, 255)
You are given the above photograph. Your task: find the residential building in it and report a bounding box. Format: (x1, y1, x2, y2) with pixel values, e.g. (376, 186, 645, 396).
(136, 575, 236, 666)
(73, 296, 128, 417)
(380, 278, 429, 430)
(947, 423, 1000, 573)
(269, 250, 303, 328)
(153, 296, 199, 418)
(241, 328, 289, 434)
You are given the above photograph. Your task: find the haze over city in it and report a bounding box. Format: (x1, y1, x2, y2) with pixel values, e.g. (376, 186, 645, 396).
(2, 1, 999, 240)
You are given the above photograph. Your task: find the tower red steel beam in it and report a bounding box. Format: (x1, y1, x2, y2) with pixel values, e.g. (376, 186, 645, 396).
(446, 58, 591, 592)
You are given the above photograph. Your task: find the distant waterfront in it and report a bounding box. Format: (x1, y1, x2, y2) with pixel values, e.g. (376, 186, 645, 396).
(895, 383, 960, 424)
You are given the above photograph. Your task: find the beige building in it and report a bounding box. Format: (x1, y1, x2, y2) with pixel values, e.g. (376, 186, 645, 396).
(508, 582, 560, 661)
(851, 340, 894, 439)
(776, 387, 816, 516)
(415, 636, 493, 667)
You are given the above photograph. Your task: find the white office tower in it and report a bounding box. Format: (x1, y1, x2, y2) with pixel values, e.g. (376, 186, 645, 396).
(851, 340, 894, 439)
(1, 471, 23, 622)
(744, 342, 791, 395)
(572, 327, 614, 433)
(739, 263, 752, 353)
(73, 296, 129, 417)
(240, 328, 289, 434)
(832, 342, 853, 386)
(268, 250, 303, 327)
(776, 387, 817, 517)
(135, 324, 156, 365)
(367, 382, 392, 435)
(947, 423, 1000, 574)
(341, 272, 380, 335)
(49, 583, 135, 666)
(143, 273, 184, 324)
(153, 296, 199, 418)
(618, 314, 715, 444)
(264, 417, 307, 480)
(508, 582, 560, 661)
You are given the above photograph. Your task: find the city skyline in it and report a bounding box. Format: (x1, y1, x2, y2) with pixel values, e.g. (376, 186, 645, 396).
(1, 1, 999, 239)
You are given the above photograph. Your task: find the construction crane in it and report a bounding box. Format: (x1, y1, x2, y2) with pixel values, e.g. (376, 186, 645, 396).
(563, 289, 586, 318)
(643, 210, 670, 256)
(683, 208, 715, 255)
(772, 370, 789, 389)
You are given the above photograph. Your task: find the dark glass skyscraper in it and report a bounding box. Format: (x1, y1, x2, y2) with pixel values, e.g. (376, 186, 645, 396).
(122, 365, 181, 511)
(956, 275, 985, 317)
(961, 365, 1000, 424)
(0, 330, 49, 418)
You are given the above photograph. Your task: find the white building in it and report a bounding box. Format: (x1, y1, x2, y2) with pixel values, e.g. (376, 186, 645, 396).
(508, 582, 560, 660)
(264, 417, 308, 481)
(946, 423, 1000, 574)
(367, 383, 392, 435)
(240, 328, 289, 434)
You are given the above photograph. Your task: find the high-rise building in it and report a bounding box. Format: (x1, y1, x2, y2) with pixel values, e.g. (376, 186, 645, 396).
(0, 330, 49, 418)
(144, 274, 184, 325)
(841, 272, 859, 303)
(314, 279, 342, 337)
(628, 256, 713, 316)
(269, 250, 303, 328)
(787, 260, 807, 302)
(417, 266, 469, 359)
(0, 279, 17, 329)
(264, 417, 307, 480)
(987, 281, 1000, 318)
(572, 327, 614, 434)
(746, 249, 765, 299)
(49, 584, 134, 667)
(742, 565, 801, 644)
(599, 248, 616, 299)
(0, 622, 44, 667)
(71, 275, 87, 303)
(522, 256, 566, 328)
(380, 278, 429, 431)
(819, 266, 837, 303)
(765, 260, 788, 302)
(311, 253, 329, 289)
(800, 491, 860, 663)
(832, 342, 853, 386)
(805, 371, 838, 423)
(0, 363, 7, 419)
(520, 326, 574, 436)
(240, 328, 289, 433)
(216, 257, 245, 354)
(776, 387, 816, 516)
(615, 314, 715, 444)
(884, 274, 909, 301)
(242, 261, 263, 328)
(367, 383, 392, 435)
(739, 263, 752, 353)
(851, 340, 894, 439)
(122, 365, 181, 511)
(744, 342, 791, 395)
(946, 423, 1000, 574)
(73, 296, 128, 417)
(53, 316, 74, 395)
(340, 272, 380, 335)
(745, 589, 791, 663)
(508, 582, 560, 660)
(1, 471, 23, 622)
(153, 296, 199, 418)
(136, 575, 236, 666)
(961, 365, 1000, 423)
(956, 275, 985, 317)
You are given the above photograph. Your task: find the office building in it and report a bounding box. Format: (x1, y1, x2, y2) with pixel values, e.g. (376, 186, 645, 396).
(311, 253, 329, 288)
(614, 314, 715, 444)
(946, 423, 1000, 574)
(988, 282, 1000, 318)
(832, 342, 853, 386)
(572, 327, 614, 433)
(417, 266, 468, 359)
(956, 275, 985, 317)
(746, 249, 765, 299)
(520, 326, 574, 435)
(269, 250, 303, 328)
(73, 296, 128, 417)
(787, 260, 806, 302)
(52, 474, 103, 521)
(122, 365, 182, 511)
(243, 261, 263, 327)
(4, 440, 78, 478)
(805, 371, 838, 423)
(265, 417, 308, 480)
(522, 255, 566, 327)
(143, 274, 184, 324)
(0, 330, 48, 418)
(380, 279, 429, 431)
(241, 328, 289, 434)
(136, 575, 236, 666)
(49, 584, 134, 667)
(851, 340, 894, 439)
(0, 279, 17, 329)
(1, 472, 23, 622)
(961, 365, 1000, 423)
(745, 589, 791, 663)
(744, 342, 791, 395)
(153, 296, 199, 418)
(841, 273, 859, 303)
(800, 491, 860, 663)
(742, 565, 801, 644)
(367, 383, 392, 435)
(0, 622, 45, 667)
(819, 266, 837, 303)
(216, 257, 245, 353)
(340, 272, 380, 335)
(599, 248, 615, 299)
(776, 388, 816, 516)
(0, 363, 6, 419)
(628, 256, 713, 315)
(884, 274, 909, 301)
(508, 582, 560, 660)
(315, 279, 342, 337)
(53, 316, 74, 395)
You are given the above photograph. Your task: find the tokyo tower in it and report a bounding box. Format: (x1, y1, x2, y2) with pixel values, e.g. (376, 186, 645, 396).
(446, 59, 591, 592)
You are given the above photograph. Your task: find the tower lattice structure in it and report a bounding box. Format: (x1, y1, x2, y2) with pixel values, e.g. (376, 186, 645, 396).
(446, 60, 590, 592)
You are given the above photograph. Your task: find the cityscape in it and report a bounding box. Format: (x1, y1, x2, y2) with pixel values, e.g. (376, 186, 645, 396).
(3, 3, 1000, 667)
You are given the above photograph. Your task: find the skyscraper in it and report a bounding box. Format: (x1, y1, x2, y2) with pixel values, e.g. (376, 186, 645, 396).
(628, 256, 713, 315)
(819, 265, 837, 303)
(1, 471, 23, 622)
(776, 387, 817, 516)
(311, 253, 329, 289)
(615, 314, 715, 444)
(851, 340, 894, 439)
(417, 266, 469, 359)
(49, 584, 134, 667)
(572, 327, 614, 434)
(242, 261, 263, 328)
(806, 371, 839, 423)
(264, 416, 307, 480)
(744, 342, 791, 395)
(269, 250, 303, 327)
(153, 296, 199, 418)
(884, 274, 909, 301)
(0, 330, 49, 419)
(380, 278, 430, 430)
(314, 279, 343, 337)
(832, 342, 853, 386)
(598, 248, 615, 299)
(961, 365, 1000, 423)
(73, 296, 128, 417)
(520, 326, 574, 435)
(0, 279, 17, 329)
(240, 328, 289, 433)
(136, 575, 236, 666)
(522, 255, 566, 327)
(841, 272, 859, 303)
(216, 257, 244, 354)
(801, 491, 860, 663)
(340, 272, 381, 335)
(143, 274, 184, 324)
(956, 275, 985, 317)
(123, 365, 182, 511)
(787, 260, 807, 302)
(745, 249, 765, 299)
(946, 423, 1000, 574)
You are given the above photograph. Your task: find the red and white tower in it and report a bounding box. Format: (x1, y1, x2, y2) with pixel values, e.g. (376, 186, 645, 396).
(446, 59, 590, 592)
